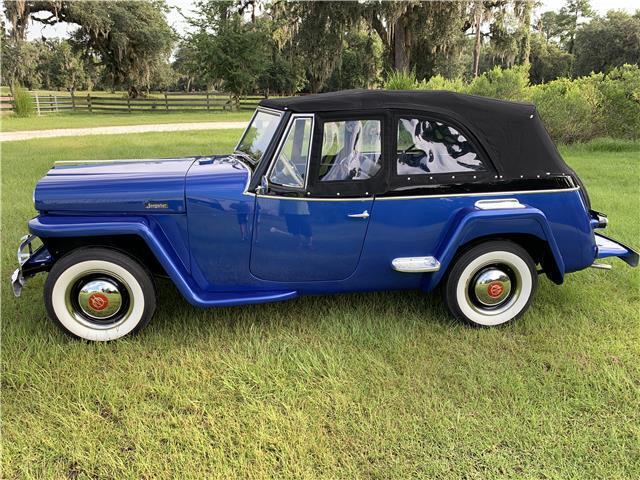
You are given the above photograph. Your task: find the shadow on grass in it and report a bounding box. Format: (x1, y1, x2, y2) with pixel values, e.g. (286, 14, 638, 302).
(148, 278, 455, 337)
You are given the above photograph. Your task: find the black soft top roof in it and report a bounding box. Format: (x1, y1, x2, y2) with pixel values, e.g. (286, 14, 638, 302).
(260, 90, 574, 181)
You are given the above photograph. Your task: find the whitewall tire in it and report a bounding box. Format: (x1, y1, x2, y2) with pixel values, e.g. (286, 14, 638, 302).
(443, 241, 538, 327)
(44, 248, 156, 341)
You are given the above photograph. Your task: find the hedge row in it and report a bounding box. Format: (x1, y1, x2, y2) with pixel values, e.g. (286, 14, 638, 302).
(385, 65, 640, 144)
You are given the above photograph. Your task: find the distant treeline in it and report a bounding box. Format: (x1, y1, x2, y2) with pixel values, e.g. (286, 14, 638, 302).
(2, 0, 639, 99)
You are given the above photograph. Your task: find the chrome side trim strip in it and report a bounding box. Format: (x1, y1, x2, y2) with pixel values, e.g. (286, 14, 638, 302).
(376, 186, 579, 201)
(246, 193, 371, 202)
(475, 198, 525, 210)
(392, 256, 441, 273)
(54, 158, 196, 166)
(244, 186, 579, 202)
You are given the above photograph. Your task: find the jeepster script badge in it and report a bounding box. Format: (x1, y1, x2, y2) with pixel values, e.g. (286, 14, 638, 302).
(88, 293, 109, 311)
(145, 201, 169, 209)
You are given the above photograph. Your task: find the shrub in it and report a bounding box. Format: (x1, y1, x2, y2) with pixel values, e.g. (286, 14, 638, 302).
(420, 74, 467, 92)
(12, 84, 34, 117)
(384, 70, 418, 90)
(530, 65, 640, 143)
(467, 65, 530, 101)
(530, 78, 600, 143)
(595, 65, 640, 140)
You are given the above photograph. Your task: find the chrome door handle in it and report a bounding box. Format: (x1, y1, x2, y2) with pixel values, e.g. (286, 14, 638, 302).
(348, 210, 369, 219)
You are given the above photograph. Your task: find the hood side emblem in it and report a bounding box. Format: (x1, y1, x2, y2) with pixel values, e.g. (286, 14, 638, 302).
(145, 201, 169, 210)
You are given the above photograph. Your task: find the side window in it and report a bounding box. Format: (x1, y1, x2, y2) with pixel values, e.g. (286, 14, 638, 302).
(269, 116, 313, 188)
(319, 119, 382, 181)
(397, 118, 486, 175)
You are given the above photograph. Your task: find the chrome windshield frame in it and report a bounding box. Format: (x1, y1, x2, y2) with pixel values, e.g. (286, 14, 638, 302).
(234, 107, 284, 166)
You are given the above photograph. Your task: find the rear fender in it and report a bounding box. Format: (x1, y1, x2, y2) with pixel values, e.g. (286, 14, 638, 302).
(424, 205, 565, 290)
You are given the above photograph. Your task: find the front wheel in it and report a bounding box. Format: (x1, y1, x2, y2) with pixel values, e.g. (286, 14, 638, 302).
(44, 248, 156, 341)
(443, 241, 538, 327)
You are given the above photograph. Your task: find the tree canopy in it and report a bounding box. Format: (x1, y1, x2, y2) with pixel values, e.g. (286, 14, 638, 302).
(2, 0, 638, 97)
(3, 0, 174, 93)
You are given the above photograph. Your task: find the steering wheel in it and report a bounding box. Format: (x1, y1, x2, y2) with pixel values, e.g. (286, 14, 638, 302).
(275, 151, 304, 186)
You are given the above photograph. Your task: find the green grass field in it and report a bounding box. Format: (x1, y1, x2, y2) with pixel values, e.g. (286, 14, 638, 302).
(0, 111, 253, 132)
(2, 132, 639, 478)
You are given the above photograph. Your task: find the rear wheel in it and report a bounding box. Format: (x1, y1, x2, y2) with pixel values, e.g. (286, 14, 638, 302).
(44, 248, 156, 341)
(443, 241, 538, 327)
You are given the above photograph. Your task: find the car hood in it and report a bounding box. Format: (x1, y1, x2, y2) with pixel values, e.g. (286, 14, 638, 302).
(34, 155, 249, 214)
(45, 157, 197, 178)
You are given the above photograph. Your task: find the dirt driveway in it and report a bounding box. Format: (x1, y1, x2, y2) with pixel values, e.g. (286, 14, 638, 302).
(0, 121, 248, 142)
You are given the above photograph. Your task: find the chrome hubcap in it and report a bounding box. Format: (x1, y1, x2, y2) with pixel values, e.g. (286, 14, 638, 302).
(465, 261, 522, 317)
(473, 268, 512, 306)
(77, 279, 123, 319)
(65, 271, 133, 328)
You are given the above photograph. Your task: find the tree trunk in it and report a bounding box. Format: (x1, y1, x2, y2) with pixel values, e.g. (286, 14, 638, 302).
(516, 0, 533, 65)
(568, 11, 578, 54)
(310, 78, 321, 94)
(392, 17, 410, 71)
(472, 2, 483, 77)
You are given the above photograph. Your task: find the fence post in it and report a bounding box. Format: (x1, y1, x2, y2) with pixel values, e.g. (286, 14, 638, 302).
(206, 91, 210, 111)
(71, 90, 76, 111)
(87, 93, 92, 113)
(35, 93, 41, 116)
(164, 91, 168, 112)
(127, 96, 131, 113)
(54, 95, 59, 112)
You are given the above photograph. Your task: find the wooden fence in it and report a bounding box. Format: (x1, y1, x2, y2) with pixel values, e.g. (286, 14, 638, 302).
(0, 95, 15, 115)
(0, 91, 263, 115)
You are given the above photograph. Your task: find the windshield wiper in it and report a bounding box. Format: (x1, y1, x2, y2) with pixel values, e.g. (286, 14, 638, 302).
(233, 151, 256, 165)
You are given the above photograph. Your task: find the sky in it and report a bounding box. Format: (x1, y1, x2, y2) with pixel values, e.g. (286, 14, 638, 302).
(21, 0, 640, 42)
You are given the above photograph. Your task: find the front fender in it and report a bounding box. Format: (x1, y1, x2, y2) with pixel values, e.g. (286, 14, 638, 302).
(424, 205, 565, 290)
(29, 214, 198, 296)
(28, 215, 297, 308)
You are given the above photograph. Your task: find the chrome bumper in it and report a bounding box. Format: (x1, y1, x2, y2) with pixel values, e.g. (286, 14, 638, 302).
(11, 234, 37, 297)
(595, 233, 639, 267)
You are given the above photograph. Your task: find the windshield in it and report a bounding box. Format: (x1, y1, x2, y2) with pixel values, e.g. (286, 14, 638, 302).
(235, 109, 282, 165)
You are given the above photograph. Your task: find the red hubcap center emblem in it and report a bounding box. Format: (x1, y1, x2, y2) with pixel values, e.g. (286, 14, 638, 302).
(487, 282, 504, 299)
(88, 293, 109, 311)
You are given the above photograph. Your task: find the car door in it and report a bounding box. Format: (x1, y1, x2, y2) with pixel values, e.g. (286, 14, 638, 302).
(250, 113, 385, 282)
(360, 110, 496, 282)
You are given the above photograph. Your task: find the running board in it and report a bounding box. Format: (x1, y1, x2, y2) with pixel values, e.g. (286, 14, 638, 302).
(391, 256, 441, 273)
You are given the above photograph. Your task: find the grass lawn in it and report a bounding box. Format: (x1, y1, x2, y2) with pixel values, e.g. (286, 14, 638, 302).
(0, 111, 253, 132)
(1, 133, 639, 478)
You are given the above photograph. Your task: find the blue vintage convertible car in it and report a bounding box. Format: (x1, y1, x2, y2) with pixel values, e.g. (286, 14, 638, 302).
(12, 90, 638, 341)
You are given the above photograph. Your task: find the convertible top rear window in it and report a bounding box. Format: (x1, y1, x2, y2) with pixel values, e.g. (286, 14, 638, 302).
(396, 117, 487, 175)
